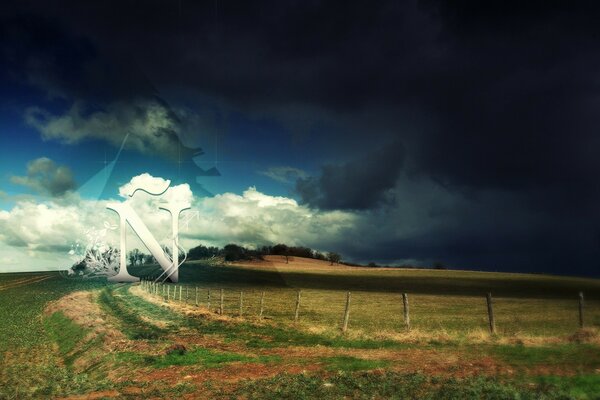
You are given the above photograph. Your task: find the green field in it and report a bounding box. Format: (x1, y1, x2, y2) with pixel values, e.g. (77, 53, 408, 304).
(135, 261, 600, 337)
(1, 262, 600, 399)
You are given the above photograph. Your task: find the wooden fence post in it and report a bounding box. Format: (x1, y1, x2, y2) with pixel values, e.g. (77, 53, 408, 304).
(294, 290, 302, 322)
(208, 289, 211, 310)
(486, 292, 496, 334)
(195, 287, 199, 306)
(342, 292, 351, 333)
(579, 291, 585, 328)
(402, 293, 410, 330)
(179, 286, 182, 301)
(167, 285, 170, 300)
(220, 289, 224, 315)
(259, 291, 265, 318)
(186, 287, 189, 303)
(239, 291, 244, 316)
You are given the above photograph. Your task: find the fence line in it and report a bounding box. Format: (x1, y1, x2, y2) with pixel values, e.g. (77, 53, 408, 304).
(139, 279, 592, 336)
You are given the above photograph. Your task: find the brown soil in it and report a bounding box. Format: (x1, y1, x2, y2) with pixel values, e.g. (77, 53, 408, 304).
(57, 390, 120, 400)
(45, 285, 596, 399)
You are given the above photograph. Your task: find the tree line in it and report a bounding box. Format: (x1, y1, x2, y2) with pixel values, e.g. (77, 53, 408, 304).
(187, 243, 342, 265)
(72, 242, 439, 271)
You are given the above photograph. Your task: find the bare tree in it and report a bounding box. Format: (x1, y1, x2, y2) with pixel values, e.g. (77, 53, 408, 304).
(327, 252, 341, 265)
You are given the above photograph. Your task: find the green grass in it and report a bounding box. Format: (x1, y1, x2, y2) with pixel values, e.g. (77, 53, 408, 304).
(0, 273, 103, 351)
(0, 274, 113, 399)
(43, 311, 88, 362)
(0, 273, 111, 398)
(98, 286, 166, 339)
(133, 261, 600, 299)
(118, 346, 275, 368)
(133, 261, 600, 337)
(535, 375, 600, 399)
(492, 344, 600, 369)
(2, 265, 600, 399)
(322, 355, 390, 371)
(143, 284, 600, 337)
(118, 284, 410, 350)
(227, 371, 599, 399)
(188, 314, 408, 350)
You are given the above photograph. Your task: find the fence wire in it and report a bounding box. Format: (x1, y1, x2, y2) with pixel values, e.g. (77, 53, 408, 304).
(141, 280, 599, 336)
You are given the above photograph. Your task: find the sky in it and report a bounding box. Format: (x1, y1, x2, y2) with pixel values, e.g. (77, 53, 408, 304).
(0, 1, 599, 277)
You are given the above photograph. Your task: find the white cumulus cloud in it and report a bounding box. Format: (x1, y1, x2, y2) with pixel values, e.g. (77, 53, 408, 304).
(0, 174, 358, 271)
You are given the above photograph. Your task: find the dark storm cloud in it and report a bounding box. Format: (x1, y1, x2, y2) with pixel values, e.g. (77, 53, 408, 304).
(2, 0, 600, 274)
(7, 0, 594, 200)
(296, 142, 405, 210)
(10, 157, 76, 197)
(0, 14, 207, 165)
(0, 14, 154, 102)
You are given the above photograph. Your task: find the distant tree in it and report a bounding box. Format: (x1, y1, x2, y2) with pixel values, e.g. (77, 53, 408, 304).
(367, 262, 379, 268)
(271, 244, 288, 255)
(327, 252, 341, 265)
(183, 242, 346, 265)
(271, 243, 290, 263)
(223, 244, 248, 261)
(127, 248, 145, 266)
(290, 246, 313, 258)
(187, 244, 221, 260)
(260, 245, 272, 256)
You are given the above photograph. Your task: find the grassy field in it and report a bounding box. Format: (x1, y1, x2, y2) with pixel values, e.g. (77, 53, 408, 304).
(0, 272, 108, 398)
(1, 260, 599, 399)
(133, 258, 600, 337)
(0, 272, 103, 351)
(139, 257, 600, 298)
